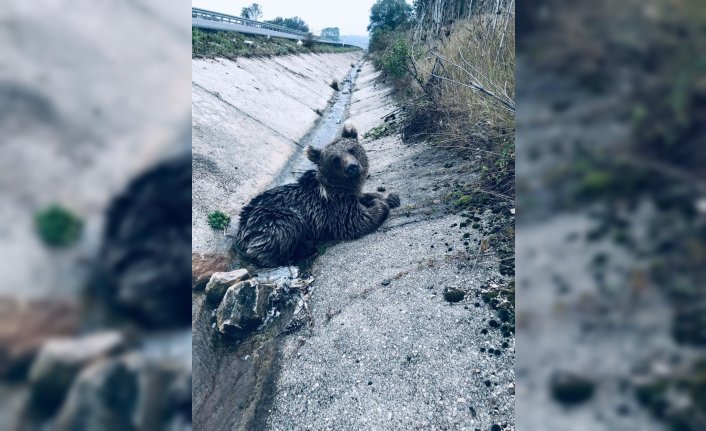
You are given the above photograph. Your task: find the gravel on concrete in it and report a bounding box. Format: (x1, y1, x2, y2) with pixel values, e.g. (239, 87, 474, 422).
(264, 62, 515, 431)
(515, 59, 680, 431)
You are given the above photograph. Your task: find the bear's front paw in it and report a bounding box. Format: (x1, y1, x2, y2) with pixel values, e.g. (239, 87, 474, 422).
(386, 193, 401, 209)
(360, 192, 384, 207)
(359, 194, 376, 207)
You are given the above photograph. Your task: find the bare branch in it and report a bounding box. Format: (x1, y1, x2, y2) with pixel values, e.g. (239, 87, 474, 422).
(426, 49, 515, 111)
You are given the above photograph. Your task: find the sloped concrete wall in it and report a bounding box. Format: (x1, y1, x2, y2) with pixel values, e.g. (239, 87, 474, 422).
(192, 51, 363, 254)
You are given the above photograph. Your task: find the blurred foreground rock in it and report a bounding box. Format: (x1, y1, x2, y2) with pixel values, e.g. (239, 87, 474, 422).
(0, 299, 79, 380)
(550, 372, 596, 407)
(52, 353, 190, 431)
(28, 331, 126, 415)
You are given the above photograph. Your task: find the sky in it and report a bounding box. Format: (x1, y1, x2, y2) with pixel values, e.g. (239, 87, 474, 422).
(192, 0, 413, 36)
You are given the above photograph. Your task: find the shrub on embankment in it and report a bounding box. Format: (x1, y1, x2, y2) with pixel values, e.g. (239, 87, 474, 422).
(192, 29, 361, 60)
(368, 0, 515, 199)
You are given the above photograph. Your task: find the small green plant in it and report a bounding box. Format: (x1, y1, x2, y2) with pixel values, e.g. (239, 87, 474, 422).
(35, 204, 83, 247)
(207, 210, 231, 231)
(455, 195, 472, 207)
(363, 123, 393, 140)
(576, 171, 614, 197)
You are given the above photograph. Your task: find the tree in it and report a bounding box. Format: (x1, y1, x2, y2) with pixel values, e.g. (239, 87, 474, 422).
(367, 0, 413, 32)
(265, 17, 286, 27)
(265, 16, 310, 33)
(240, 3, 262, 21)
(320, 27, 341, 42)
(303, 32, 316, 48)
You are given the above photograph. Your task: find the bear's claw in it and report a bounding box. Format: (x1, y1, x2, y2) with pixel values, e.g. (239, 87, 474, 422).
(386, 193, 401, 209)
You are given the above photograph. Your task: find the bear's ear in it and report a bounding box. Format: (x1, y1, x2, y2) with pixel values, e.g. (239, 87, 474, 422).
(306, 146, 321, 164)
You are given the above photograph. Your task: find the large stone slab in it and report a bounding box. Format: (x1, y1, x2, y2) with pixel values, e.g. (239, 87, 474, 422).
(28, 331, 126, 415)
(216, 280, 273, 337)
(205, 268, 249, 305)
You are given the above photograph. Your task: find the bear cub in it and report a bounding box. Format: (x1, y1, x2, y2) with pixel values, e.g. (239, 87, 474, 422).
(234, 122, 400, 267)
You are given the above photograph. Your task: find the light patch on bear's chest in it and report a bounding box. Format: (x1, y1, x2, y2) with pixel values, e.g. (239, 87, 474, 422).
(319, 184, 329, 200)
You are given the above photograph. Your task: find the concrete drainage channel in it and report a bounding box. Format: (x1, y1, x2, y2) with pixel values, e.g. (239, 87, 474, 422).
(192, 59, 365, 431)
(272, 63, 360, 187)
(195, 57, 514, 430)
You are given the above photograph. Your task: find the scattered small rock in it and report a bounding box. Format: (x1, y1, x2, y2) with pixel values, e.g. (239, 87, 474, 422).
(550, 371, 596, 406)
(443, 288, 465, 303)
(192, 253, 232, 290)
(284, 316, 307, 334)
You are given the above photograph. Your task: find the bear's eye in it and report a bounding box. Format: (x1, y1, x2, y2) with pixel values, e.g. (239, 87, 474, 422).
(332, 155, 341, 164)
(348, 148, 356, 155)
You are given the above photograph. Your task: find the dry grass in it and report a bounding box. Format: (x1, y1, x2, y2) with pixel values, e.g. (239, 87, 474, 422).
(410, 14, 515, 143)
(401, 11, 515, 197)
(369, 5, 515, 197)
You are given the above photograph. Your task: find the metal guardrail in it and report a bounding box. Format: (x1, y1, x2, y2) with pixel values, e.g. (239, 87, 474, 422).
(192, 8, 344, 46)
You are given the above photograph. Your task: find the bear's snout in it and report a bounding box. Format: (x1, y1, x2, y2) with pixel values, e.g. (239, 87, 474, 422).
(345, 163, 360, 176)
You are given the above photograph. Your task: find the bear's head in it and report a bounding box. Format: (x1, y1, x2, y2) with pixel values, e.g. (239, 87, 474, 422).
(306, 136, 368, 195)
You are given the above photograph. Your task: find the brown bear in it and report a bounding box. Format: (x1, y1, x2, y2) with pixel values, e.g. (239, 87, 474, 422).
(234, 123, 400, 267)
